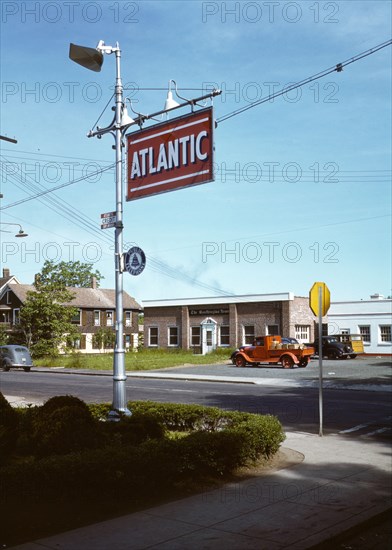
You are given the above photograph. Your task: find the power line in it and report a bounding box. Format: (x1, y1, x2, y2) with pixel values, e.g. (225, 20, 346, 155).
(217, 39, 392, 124)
(0, 160, 116, 210)
(0, 156, 233, 296)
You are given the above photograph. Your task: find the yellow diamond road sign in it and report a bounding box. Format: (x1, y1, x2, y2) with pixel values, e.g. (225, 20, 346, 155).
(309, 282, 330, 316)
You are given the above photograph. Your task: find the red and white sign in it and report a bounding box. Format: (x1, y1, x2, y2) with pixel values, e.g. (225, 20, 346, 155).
(126, 107, 214, 201)
(101, 211, 116, 229)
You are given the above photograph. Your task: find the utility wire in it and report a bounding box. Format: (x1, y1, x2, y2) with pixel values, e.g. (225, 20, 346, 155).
(0, 160, 115, 211)
(217, 39, 392, 124)
(0, 157, 233, 296)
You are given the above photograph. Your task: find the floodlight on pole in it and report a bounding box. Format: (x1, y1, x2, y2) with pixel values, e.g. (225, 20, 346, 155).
(69, 40, 135, 420)
(0, 223, 28, 237)
(163, 80, 180, 112)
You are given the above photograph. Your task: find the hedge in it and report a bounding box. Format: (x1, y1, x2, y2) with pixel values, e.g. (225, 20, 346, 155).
(0, 394, 285, 541)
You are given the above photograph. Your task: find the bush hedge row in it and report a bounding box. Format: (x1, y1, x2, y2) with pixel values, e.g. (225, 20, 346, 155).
(0, 394, 285, 510)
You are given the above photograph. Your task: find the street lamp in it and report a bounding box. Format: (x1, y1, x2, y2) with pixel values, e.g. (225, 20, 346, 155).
(70, 41, 135, 419)
(0, 223, 28, 237)
(70, 41, 221, 419)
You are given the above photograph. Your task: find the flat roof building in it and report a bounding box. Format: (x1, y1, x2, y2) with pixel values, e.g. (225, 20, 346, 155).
(143, 293, 321, 354)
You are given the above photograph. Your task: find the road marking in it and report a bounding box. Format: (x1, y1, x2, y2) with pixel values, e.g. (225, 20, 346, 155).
(339, 422, 373, 434)
(363, 427, 390, 437)
(339, 416, 392, 435)
(126, 384, 199, 393)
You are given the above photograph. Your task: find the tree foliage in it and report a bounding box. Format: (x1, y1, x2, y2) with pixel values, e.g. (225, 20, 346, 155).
(36, 260, 103, 289)
(19, 287, 79, 357)
(0, 326, 9, 345)
(14, 261, 105, 357)
(92, 327, 116, 351)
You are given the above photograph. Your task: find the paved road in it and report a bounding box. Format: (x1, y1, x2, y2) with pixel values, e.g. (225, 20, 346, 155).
(1, 356, 391, 438)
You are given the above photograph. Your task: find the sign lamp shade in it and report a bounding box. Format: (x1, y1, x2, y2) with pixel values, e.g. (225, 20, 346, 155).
(69, 43, 104, 72)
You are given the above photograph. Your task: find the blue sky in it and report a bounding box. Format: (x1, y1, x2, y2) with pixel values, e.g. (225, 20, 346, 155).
(1, 0, 391, 303)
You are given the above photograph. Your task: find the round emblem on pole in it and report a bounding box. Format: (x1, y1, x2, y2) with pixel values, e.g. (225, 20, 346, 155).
(124, 246, 146, 276)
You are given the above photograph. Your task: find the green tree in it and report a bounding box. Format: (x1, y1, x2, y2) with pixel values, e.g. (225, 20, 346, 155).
(92, 328, 116, 352)
(19, 287, 79, 357)
(36, 260, 103, 289)
(0, 326, 9, 345)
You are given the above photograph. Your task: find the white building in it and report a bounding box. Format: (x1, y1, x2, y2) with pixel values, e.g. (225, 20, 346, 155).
(328, 294, 392, 355)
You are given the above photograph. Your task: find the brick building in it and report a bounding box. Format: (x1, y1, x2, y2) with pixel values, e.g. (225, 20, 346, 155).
(143, 293, 322, 353)
(0, 275, 142, 353)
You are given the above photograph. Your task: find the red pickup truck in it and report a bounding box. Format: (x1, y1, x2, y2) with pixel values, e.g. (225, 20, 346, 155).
(233, 335, 314, 369)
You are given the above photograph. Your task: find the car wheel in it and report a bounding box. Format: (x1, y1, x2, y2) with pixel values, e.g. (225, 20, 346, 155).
(350, 354, 357, 359)
(23, 367, 31, 372)
(235, 355, 246, 368)
(299, 358, 308, 368)
(281, 355, 294, 369)
(328, 350, 340, 360)
(2, 361, 11, 372)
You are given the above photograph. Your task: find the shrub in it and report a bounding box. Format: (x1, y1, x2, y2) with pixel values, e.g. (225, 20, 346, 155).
(0, 393, 19, 462)
(0, 398, 286, 538)
(41, 394, 90, 415)
(102, 411, 166, 446)
(32, 398, 99, 456)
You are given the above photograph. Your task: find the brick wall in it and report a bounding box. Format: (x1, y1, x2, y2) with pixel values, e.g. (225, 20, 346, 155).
(143, 297, 322, 349)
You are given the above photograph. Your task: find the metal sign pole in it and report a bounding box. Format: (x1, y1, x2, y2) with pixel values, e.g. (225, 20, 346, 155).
(318, 285, 323, 437)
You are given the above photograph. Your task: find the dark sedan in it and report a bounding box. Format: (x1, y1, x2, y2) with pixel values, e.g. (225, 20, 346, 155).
(0, 345, 33, 372)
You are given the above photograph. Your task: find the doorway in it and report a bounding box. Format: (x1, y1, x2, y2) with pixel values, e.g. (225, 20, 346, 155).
(201, 317, 217, 355)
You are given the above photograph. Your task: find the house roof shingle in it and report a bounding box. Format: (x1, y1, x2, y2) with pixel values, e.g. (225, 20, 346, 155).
(7, 284, 142, 310)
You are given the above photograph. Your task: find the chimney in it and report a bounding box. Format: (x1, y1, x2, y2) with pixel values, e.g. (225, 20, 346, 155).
(2, 268, 10, 278)
(91, 276, 97, 289)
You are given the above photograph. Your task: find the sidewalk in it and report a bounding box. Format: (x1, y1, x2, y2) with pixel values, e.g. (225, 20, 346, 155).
(9, 431, 392, 549)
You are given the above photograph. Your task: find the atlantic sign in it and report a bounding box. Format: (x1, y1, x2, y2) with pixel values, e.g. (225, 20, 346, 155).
(126, 107, 214, 201)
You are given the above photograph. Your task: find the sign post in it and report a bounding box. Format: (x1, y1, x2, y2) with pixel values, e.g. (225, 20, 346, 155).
(309, 282, 331, 437)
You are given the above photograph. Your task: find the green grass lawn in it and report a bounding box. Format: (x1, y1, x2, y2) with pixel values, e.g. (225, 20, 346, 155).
(36, 348, 233, 371)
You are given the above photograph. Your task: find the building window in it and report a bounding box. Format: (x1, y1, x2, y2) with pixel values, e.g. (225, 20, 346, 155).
(220, 325, 230, 346)
(13, 309, 20, 325)
(71, 310, 81, 325)
(267, 325, 279, 336)
(359, 326, 371, 343)
(295, 325, 310, 342)
(149, 327, 158, 346)
(106, 311, 114, 326)
(1, 311, 10, 324)
(73, 338, 81, 349)
(168, 327, 179, 347)
(244, 325, 255, 345)
(125, 334, 131, 348)
(94, 310, 100, 327)
(6, 291, 11, 305)
(380, 325, 391, 343)
(191, 326, 201, 346)
(125, 311, 132, 327)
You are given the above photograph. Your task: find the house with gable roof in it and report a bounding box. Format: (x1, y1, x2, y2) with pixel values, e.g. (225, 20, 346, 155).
(0, 269, 142, 353)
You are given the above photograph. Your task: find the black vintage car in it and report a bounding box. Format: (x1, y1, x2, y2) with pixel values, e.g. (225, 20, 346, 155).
(313, 336, 356, 359)
(0, 345, 33, 372)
